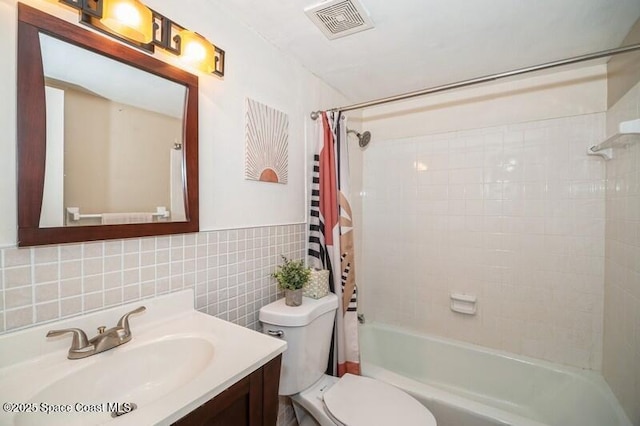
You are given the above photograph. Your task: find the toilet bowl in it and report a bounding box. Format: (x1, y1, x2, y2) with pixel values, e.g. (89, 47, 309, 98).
(259, 293, 437, 426)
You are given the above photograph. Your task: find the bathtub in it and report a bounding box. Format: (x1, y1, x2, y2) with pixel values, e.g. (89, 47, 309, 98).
(359, 323, 631, 426)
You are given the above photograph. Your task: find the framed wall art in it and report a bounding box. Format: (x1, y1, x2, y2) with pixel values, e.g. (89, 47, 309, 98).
(245, 98, 288, 184)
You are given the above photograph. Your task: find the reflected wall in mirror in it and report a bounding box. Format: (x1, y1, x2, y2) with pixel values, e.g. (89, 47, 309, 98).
(18, 3, 199, 246)
(39, 33, 187, 228)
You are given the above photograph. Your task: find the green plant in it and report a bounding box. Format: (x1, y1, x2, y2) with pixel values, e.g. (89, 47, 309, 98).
(271, 256, 310, 291)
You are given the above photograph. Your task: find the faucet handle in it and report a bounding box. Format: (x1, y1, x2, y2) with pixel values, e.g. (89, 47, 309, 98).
(116, 306, 146, 335)
(46, 328, 90, 351)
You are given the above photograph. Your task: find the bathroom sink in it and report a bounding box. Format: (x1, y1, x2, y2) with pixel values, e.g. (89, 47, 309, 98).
(15, 337, 214, 426)
(0, 290, 287, 425)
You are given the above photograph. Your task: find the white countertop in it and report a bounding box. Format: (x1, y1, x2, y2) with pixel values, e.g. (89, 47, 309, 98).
(0, 290, 287, 425)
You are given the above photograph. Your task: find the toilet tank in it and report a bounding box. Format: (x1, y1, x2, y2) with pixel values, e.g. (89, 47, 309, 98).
(259, 293, 338, 396)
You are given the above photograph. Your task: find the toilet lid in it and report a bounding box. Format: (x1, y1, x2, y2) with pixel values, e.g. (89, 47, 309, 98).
(323, 374, 437, 426)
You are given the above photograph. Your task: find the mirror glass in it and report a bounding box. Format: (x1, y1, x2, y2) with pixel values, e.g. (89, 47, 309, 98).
(39, 33, 188, 228)
(18, 3, 199, 247)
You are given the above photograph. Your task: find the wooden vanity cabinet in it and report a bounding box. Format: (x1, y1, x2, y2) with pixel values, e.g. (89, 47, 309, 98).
(172, 355, 282, 426)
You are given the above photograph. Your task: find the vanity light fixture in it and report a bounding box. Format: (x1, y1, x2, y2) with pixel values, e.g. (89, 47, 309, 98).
(58, 0, 225, 76)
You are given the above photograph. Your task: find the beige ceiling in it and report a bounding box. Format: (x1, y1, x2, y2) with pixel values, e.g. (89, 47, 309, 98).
(219, 0, 640, 106)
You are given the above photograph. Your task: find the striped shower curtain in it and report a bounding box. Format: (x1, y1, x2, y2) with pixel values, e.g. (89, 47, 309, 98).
(308, 111, 360, 376)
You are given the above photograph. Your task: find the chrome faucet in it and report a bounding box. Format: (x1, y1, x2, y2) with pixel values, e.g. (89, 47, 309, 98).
(47, 306, 146, 360)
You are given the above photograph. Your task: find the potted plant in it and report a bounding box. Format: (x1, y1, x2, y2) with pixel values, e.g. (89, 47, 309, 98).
(271, 256, 310, 306)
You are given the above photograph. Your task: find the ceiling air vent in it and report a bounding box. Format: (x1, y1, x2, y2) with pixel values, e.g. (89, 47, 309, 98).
(305, 0, 374, 40)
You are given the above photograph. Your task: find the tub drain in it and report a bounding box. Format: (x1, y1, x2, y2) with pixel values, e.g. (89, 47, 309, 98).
(110, 403, 137, 418)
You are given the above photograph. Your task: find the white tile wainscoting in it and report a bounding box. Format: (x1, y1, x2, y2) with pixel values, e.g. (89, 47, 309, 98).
(0, 224, 306, 334)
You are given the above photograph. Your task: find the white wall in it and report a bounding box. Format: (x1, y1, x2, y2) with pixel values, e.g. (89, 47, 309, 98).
(359, 65, 609, 369)
(363, 65, 607, 139)
(145, 0, 341, 230)
(0, 0, 351, 335)
(602, 80, 640, 425)
(0, 0, 351, 246)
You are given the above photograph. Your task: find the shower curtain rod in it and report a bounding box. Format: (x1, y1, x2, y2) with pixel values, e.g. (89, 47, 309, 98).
(310, 43, 640, 119)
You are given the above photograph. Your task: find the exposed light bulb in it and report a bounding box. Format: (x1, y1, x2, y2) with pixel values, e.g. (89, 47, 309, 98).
(112, 3, 141, 28)
(183, 40, 207, 62)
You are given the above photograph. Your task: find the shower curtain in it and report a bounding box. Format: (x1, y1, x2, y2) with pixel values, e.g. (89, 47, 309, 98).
(308, 111, 360, 376)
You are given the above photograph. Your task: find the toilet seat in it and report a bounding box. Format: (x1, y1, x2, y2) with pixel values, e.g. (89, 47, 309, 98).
(322, 374, 437, 426)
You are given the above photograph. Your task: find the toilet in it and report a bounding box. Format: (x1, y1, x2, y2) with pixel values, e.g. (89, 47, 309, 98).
(259, 293, 437, 426)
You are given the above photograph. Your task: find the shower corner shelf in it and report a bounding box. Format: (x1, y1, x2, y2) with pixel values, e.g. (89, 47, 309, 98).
(587, 146, 613, 160)
(587, 118, 640, 161)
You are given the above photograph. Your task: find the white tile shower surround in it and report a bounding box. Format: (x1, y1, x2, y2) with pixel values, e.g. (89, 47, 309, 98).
(0, 224, 306, 334)
(602, 81, 640, 424)
(361, 113, 607, 370)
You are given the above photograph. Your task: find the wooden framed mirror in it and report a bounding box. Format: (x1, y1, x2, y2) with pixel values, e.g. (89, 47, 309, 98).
(17, 3, 199, 247)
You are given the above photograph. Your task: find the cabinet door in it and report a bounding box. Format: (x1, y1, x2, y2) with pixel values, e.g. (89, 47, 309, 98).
(173, 355, 282, 426)
(173, 374, 252, 426)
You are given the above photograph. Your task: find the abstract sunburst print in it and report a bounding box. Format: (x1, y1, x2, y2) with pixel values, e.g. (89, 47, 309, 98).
(245, 98, 289, 184)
